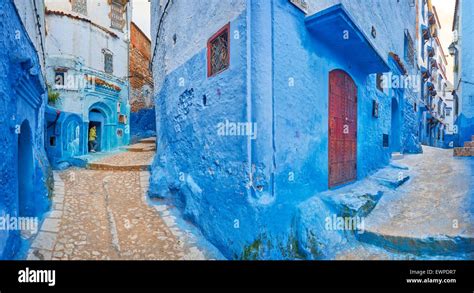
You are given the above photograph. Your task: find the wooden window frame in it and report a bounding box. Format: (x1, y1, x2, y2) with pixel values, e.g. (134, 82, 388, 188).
(207, 23, 230, 78)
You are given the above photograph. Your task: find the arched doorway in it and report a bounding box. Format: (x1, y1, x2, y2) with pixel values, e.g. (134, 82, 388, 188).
(18, 120, 34, 217)
(86, 102, 114, 151)
(88, 109, 106, 152)
(391, 97, 401, 153)
(328, 69, 357, 188)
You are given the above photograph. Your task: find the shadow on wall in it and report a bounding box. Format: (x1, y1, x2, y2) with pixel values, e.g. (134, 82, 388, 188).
(130, 107, 156, 143)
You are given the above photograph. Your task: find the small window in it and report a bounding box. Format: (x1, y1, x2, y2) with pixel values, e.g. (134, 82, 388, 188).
(110, 0, 125, 30)
(71, 0, 87, 15)
(376, 73, 384, 92)
(383, 134, 389, 148)
(54, 71, 65, 87)
(118, 114, 127, 124)
(207, 24, 230, 77)
(104, 51, 113, 74)
(50, 136, 56, 146)
(372, 100, 379, 118)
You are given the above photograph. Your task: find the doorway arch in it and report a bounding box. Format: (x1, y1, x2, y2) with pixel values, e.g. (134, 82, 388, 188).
(18, 120, 34, 217)
(88, 102, 112, 153)
(89, 109, 105, 152)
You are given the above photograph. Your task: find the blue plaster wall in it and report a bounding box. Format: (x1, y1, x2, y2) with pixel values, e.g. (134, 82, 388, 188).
(150, 9, 258, 258)
(150, 0, 421, 259)
(457, 0, 474, 145)
(130, 107, 156, 143)
(0, 0, 50, 259)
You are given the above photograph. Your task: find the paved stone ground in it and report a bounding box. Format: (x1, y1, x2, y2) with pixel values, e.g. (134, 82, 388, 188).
(92, 151, 154, 167)
(364, 146, 473, 240)
(336, 146, 474, 259)
(27, 141, 216, 260)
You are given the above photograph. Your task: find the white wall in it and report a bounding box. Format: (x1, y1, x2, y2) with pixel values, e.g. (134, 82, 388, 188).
(14, 0, 46, 72)
(150, 0, 246, 87)
(45, 0, 131, 41)
(46, 14, 129, 79)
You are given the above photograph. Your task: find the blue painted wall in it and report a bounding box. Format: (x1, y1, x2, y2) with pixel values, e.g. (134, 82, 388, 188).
(456, 0, 474, 145)
(150, 0, 421, 259)
(44, 73, 131, 169)
(0, 0, 50, 259)
(130, 107, 156, 143)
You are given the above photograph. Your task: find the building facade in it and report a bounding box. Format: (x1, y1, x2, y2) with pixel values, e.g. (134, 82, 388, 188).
(0, 0, 50, 259)
(452, 0, 474, 150)
(129, 21, 155, 143)
(417, 1, 453, 149)
(150, 0, 422, 259)
(43, 0, 131, 168)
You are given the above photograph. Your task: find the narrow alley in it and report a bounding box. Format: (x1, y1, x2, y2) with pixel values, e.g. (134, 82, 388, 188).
(26, 139, 219, 260)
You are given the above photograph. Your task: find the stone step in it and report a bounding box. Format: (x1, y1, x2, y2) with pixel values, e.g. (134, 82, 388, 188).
(454, 147, 474, 157)
(125, 143, 156, 153)
(464, 141, 474, 148)
(357, 231, 474, 256)
(139, 137, 156, 144)
(472, 135, 474, 141)
(87, 162, 151, 171)
(391, 152, 404, 160)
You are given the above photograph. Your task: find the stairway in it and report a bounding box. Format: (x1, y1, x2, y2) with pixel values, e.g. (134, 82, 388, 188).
(454, 135, 474, 157)
(87, 137, 156, 171)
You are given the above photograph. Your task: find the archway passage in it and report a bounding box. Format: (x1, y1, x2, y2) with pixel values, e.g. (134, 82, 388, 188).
(18, 120, 34, 217)
(391, 98, 401, 153)
(89, 109, 105, 152)
(328, 70, 357, 188)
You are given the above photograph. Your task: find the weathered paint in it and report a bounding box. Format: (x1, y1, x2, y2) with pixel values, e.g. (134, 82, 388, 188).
(453, 0, 474, 146)
(43, 2, 131, 168)
(0, 0, 50, 259)
(150, 0, 422, 259)
(130, 107, 156, 143)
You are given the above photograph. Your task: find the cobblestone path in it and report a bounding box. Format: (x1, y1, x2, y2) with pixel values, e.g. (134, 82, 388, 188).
(27, 139, 213, 260)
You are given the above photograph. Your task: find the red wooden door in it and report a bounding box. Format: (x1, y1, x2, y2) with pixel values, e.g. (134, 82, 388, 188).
(328, 70, 357, 188)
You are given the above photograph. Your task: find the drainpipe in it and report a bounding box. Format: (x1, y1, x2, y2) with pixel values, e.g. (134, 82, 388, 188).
(248, 1, 275, 205)
(245, 0, 252, 201)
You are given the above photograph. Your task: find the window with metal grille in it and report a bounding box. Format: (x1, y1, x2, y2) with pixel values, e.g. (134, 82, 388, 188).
(404, 30, 414, 66)
(110, 0, 125, 30)
(207, 24, 230, 77)
(104, 51, 113, 74)
(71, 0, 87, 15)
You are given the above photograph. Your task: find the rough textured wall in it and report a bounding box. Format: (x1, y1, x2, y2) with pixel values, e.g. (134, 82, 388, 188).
(458, 0, 474, 145)
(0, 0, 50, 259)
(130, 22, 154, 112)
(13, 0, 46, 72)
(130, 107, 156, 143)
(149, 0, 421, 259)
(150, 0, 254, 258)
